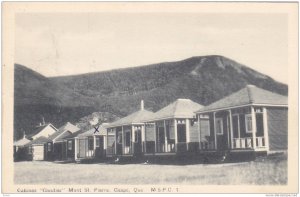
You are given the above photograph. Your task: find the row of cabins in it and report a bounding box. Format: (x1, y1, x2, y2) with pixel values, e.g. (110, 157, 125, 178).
(14, 85, 288, 162)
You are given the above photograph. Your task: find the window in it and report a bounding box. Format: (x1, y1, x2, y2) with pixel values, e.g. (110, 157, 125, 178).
(88, 137, 94, 150)
(215, 118, 223, 135)
(47, 143, 52, 152)
(245, 114, 253, 133)
(68, 140, 72, 150)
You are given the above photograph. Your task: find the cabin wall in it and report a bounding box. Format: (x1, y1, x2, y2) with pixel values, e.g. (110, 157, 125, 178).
(267, 107, 288, 151)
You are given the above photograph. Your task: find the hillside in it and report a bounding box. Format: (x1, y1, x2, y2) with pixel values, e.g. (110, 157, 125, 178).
(51, 55, 287, 113)
(14, 64, 117, 140)
(14, 55, 288, 140)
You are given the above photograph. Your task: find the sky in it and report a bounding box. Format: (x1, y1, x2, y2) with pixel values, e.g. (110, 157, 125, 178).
(15, 12, 288, 83)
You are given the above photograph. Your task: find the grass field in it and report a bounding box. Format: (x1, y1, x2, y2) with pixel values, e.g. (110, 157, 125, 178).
(14, 154, 287, 185)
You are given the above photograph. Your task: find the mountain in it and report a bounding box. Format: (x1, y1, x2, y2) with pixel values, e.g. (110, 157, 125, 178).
(14, 55, 288, 140)
(14, 64, 117, 140)
(51, 55, 287, 113)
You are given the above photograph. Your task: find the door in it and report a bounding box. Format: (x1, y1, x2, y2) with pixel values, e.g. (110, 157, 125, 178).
(95, 136, 105, 158)
(156, 127, 165, 152)
(32, 145, 44, 160)
(133, 129, 142, 155)
(215, 117, 228, 150)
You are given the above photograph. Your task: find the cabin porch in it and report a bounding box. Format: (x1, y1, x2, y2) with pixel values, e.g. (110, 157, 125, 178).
(198, 106, 269, 153)
(144, 118, 201, 155)
(75, 136, 106, 160)
(112, 124, 144, 157)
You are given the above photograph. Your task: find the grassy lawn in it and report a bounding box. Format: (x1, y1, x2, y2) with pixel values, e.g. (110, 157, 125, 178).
(14, 154, 287, 185)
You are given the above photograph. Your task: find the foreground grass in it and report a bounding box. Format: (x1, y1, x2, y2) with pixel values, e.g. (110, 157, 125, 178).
(14, 154, 287, 185)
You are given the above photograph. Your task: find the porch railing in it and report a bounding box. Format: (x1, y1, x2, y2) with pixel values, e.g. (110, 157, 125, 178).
(232, 137, 265, 149)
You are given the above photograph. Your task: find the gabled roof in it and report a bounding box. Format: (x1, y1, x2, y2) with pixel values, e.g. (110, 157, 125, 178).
(145, 99, 204, 122)
(25, 136, 49, 146)
(77, 123, 109, 138)
(196, 85, 288, 113)
(14, 137, 31, 147)
(26, 123, 57, 139)
(62, 129, 86, 140)
(108, 110, 154, 128)
(47, 122, 79, 142)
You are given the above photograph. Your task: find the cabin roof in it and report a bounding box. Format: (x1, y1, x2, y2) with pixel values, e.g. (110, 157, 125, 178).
(108, 109, 154, 128)
(77, 123, 109, 138)
(145, 99, 204, 121)
(196, 85, 288, 113)
(47, 122, 79, 141)
(62, 129, 85, 139)
(25, 136, 49, 146)
(14, 137, 31, 147)
(26, 123, 57, 139)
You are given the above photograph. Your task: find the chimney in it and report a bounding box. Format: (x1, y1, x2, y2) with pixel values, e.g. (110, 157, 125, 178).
(42, 117, 45, 125)
(141, 100, 144, 110)
(23, 131, 26, 139)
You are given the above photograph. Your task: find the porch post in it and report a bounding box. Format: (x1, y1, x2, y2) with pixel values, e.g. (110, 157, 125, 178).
(251, 106, 257, 149)
(228, 110, 234, 149)
(262, 107, 270, 152)
(174, 119, 178, 152)
(213, 112, 217, 150)
(143, 124, 147, 153)
(93, 135, 96, 157)
(74, 137, 78, 160)
(114, 129, 117, 155)
(198, 114, 201, 150)
(141, 124, 145, 153)
(104, 135, 107, 152)
(154, 122, 157, 153)
(122, 126, 125, 155)
(186, 118, 190, 151)
(131, 125, 135, 154)
(164, 120, 168, 152)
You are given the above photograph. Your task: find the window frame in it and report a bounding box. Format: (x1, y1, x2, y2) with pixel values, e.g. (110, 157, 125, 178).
(67, 140, 73, 151)
(245, 114, 253, 133)
(47, 142, 52, 152)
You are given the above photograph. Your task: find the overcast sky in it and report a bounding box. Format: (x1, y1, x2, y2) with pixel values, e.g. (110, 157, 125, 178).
(15, 12, 288, 83)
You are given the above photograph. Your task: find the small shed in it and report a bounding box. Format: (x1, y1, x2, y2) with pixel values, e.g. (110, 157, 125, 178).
(195, 85, 288, 154)
(25, 136, 49, 161)
(44, 122, 79, 161)
(13, 135, 30, 161)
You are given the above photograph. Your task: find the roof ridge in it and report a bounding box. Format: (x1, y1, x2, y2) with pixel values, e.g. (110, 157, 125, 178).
(173, 99, 180, 115)
(246, 85, 255, 103)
